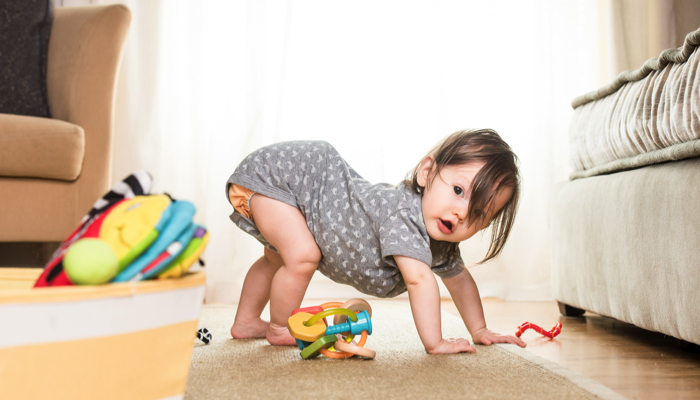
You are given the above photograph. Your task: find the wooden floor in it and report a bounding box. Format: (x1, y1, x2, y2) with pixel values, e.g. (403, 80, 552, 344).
(439, 298, 700, 400)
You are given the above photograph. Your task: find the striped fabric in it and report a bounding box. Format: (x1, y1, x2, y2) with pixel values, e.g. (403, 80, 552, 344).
(82, 169, 153, 224)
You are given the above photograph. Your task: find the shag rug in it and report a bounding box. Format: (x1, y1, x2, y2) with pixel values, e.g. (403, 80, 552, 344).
(185, 303, 626, 400)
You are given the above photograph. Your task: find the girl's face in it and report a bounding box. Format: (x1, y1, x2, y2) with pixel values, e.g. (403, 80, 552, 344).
(417, 157, 513, 243)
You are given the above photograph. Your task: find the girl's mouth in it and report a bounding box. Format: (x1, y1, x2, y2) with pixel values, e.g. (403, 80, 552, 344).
(438, 219, 453, 234)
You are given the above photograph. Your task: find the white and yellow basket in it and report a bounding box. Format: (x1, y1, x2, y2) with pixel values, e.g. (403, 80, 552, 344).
(0, 268, 205, 400)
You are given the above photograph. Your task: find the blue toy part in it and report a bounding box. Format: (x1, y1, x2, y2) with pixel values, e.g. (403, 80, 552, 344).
(139, 222, 197, 280)
(325, 310, 372, 336)
(112, 201, 196, 282)
(295, 339, 311, 350)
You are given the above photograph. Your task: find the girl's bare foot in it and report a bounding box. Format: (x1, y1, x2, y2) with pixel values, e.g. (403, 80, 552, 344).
(231, 317, 270, 339)
(266, 322, 297, 345)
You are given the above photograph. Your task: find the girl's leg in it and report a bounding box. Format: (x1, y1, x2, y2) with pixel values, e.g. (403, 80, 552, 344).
(230, 247, 284, 339)
(248, 194, 321, 346)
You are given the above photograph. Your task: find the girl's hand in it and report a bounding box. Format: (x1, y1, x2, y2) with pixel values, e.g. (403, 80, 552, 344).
(471, 328, 526, 348)
(427, 338, 477, 354)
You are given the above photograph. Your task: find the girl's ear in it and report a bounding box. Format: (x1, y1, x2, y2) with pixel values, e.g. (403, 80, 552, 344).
(416, 156, 434, 188)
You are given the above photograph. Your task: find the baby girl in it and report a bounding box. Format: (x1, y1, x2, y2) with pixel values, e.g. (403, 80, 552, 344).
(226, 129, 526, 353)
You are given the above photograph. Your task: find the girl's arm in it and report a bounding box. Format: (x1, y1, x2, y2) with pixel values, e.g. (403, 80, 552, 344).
(442, 269, 526, 347)
(393, 255, 476, 354)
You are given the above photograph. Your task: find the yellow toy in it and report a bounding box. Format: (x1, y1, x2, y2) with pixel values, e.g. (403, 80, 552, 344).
(287, 312, 327, 342)
(99, 195, 172, 271)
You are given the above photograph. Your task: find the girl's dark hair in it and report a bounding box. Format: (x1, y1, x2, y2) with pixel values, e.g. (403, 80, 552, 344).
(404, 128, 520, 264)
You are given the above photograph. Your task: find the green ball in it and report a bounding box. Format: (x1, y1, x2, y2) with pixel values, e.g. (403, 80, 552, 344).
(64, 238, 119, 285)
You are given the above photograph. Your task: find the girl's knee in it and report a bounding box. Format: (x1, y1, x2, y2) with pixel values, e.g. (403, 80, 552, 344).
(300, 241, 322, 265)
(284, 243, 321, 274)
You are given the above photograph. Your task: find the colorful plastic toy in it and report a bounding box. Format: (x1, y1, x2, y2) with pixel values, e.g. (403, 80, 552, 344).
(316, 300, 371, 358)
(515, 322, 563, 339)
(288, 298, 375, 360)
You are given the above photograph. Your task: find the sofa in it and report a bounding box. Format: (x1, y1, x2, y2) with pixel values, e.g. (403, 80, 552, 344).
(552, 27, 700, 345)
(0, 5, 131, 243)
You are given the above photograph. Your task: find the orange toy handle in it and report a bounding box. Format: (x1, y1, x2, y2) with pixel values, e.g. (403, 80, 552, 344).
(320, 302, 343, 309)
(515, 322, 562, 339)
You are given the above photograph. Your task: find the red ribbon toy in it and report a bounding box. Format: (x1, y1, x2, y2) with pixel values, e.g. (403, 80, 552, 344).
(515, 322, 562, 339)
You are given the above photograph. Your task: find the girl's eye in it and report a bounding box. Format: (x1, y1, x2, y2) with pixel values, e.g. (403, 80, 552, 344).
(453, 186, 463, 196)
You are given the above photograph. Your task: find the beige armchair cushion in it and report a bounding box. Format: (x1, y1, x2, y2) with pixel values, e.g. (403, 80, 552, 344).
(0, 113, 84, 180)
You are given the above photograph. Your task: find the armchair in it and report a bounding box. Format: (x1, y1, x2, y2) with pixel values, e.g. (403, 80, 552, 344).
(0, 5, 131, 242)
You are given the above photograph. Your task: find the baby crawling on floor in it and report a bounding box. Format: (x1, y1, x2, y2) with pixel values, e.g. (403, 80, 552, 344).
(226, 129, 526, 353)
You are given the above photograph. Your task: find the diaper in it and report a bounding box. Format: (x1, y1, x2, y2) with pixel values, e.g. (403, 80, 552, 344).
(228, 184, 255, 220)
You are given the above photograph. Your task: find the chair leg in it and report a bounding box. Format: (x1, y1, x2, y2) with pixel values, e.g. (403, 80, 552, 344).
(557, 301, 586, 317)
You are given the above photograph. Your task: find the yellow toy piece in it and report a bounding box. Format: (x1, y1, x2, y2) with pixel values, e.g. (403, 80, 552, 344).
(287, 312, 326, 342)
(98, 195, 172, 271)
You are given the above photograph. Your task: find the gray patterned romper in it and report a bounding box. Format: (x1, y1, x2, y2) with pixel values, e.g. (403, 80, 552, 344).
(226, 140, 465, 298)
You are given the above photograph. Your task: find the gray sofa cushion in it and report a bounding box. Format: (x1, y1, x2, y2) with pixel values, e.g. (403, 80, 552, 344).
(0, 0, 53, 117)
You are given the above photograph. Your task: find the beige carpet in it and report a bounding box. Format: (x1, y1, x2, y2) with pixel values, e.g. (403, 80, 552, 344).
(186, 303, 626, 400)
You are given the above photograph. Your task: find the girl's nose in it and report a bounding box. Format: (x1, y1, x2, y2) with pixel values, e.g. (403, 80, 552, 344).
(454, 207, 467, 223)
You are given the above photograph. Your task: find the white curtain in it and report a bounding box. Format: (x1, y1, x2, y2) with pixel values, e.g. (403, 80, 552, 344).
(598, 0, 700, 83)
(97, 0, 614, 303)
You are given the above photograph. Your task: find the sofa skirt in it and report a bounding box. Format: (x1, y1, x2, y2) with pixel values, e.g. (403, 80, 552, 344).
(552, 157, 700, 345)
(0, 269, 205, 400)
